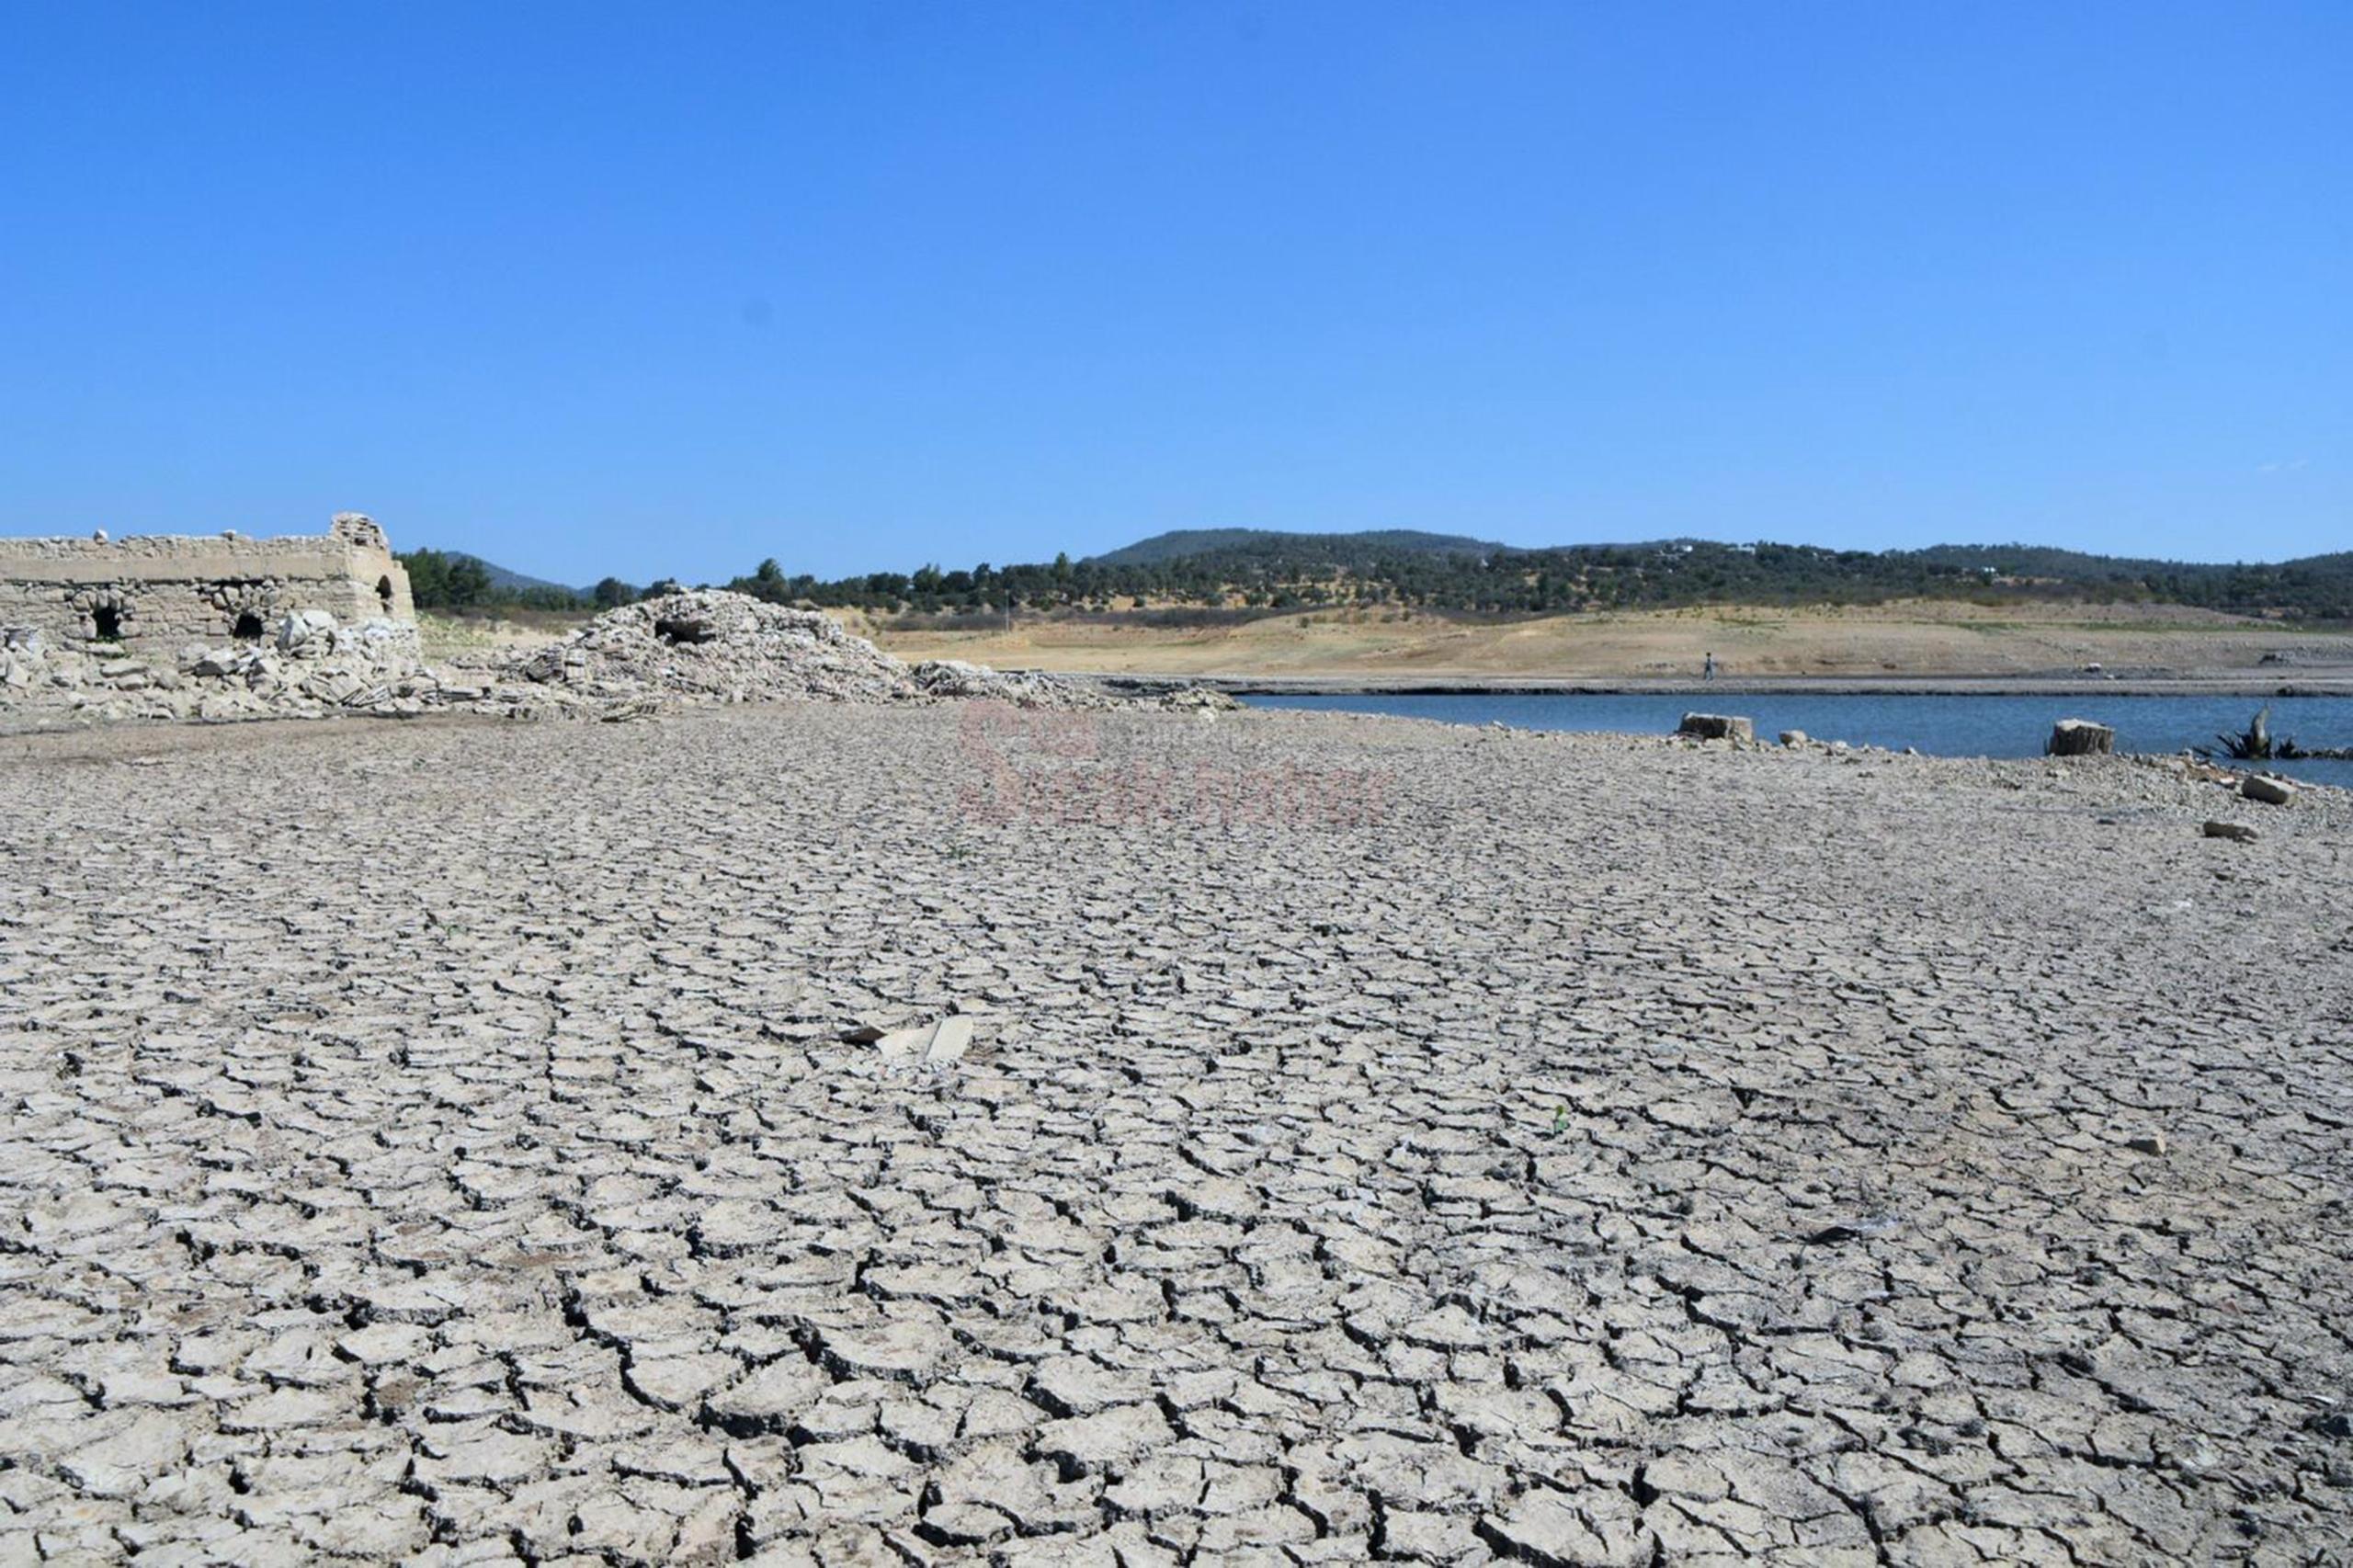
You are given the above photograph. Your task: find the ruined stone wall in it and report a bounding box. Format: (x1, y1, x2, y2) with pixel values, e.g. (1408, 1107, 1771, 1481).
(0, 513, 415, 653)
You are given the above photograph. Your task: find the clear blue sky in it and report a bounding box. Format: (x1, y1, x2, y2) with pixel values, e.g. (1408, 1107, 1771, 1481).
(3, 3, 2345, 585)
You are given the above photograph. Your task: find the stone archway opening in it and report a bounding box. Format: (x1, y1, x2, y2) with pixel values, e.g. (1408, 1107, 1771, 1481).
(233, 611, 266, 642)
(91, 606, 123, 642)
(654, 617, 717, 645)
(376, 575, 393, 615)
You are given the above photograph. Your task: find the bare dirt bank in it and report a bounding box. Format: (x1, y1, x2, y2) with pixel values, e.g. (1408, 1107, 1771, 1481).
(862, 598, 2353, 691)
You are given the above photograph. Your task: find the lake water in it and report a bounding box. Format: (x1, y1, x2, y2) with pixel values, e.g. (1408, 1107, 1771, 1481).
(1243, 691, 2353, 790)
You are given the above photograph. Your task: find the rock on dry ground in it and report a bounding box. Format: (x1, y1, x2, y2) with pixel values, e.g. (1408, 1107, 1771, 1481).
(1, 706, 2350, 1565)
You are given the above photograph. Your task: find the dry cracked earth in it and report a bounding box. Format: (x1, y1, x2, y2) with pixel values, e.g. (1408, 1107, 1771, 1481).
(3, 705, 2351, 1566)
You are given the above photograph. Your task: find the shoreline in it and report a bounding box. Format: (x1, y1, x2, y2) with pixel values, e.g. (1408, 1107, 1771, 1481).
(1101, 671, 2353, 699)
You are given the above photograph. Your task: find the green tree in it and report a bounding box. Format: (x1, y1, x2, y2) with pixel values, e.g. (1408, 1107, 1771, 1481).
(395, 549, 494, 611)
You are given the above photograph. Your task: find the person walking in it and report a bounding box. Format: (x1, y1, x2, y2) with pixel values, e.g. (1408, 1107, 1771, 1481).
(1703, 651, 1718, 682)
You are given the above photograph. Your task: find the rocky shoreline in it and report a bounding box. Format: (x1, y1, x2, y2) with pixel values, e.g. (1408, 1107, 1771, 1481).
(1129, 672, 2353, 699)
(3, 705, 2348, 1562)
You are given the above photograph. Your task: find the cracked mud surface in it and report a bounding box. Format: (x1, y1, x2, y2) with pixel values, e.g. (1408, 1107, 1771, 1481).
(4, 706, 2351, 1565)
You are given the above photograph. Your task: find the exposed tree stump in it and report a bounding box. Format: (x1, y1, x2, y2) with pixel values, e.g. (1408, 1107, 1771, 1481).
(2046, 719, 2114, 756)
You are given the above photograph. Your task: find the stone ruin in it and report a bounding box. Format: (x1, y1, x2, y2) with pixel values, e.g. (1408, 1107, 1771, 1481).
(0, 562, 1237, 725)
(0, 512, 439, 722)
(0, 512, 415, 653)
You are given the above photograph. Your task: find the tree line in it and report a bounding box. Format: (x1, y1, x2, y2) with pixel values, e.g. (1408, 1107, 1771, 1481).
(401, 539, 2353, 622)
(722, 540, 2353, 621)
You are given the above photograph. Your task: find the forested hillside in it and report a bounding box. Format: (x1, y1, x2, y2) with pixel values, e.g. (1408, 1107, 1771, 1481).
(402, 534, 2353, 623)
(1090, 528, 1498, 567)
(728, 538, 2353, 622)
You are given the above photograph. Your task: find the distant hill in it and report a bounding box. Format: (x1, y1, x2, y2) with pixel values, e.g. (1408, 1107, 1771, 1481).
(444, 551, 585, 598)
(419, 527, 2352, 623)
(395, 546, 599, 613)
(1090, 528, 1500, 568)
(734, 530, 2353, 622)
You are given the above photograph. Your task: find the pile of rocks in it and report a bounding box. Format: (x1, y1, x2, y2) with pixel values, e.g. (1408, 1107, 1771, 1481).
(474, 593, 922, 713)
(906, 655, 1127, 709)
(460, 591, 1200, 719)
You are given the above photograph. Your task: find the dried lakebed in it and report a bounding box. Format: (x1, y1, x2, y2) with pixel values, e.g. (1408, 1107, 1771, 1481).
(2, 705, 2350, 1565)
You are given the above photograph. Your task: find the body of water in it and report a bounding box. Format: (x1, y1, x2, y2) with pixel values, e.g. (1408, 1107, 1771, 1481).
(1243, 691, 2353, 789)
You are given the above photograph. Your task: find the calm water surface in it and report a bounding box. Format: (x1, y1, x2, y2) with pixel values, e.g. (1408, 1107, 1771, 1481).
(1244, 692, 2353, 790)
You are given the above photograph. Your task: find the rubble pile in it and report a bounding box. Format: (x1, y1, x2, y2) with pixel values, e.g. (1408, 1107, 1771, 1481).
(464, 591, 1202, 718)
(474, 592, 923, 714)
(2, 590, 1238, 727)
(907, 655, 1128, 709)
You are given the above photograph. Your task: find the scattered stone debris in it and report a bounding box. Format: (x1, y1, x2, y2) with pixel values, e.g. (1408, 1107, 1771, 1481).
(2047, 718, 2116, 756)
(2126, 1131, 2169, 1156)
(1779, 729, 1809, 746)
(1161, 686, 1237, 713)
(2241, 774, 2296, 806)
(1677, 711, 1754, 743)
(2203, 819, 2259, 843)
(907, 656, 1132, 710)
